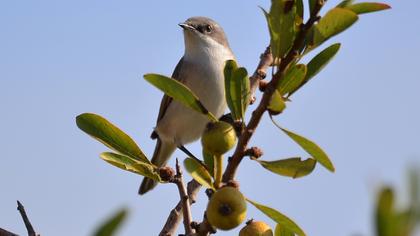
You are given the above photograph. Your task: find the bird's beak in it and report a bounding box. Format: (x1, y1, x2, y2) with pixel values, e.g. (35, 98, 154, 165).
(178, 23, 195, 31)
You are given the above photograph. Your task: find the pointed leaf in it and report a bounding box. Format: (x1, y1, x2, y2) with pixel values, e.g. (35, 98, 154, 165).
(144, 73, 217, 122)
(269, 0, 297, 58)
(313, 8, 358, 47)
(290, 43, 340, 96)
(237, 67, 251, 119)
(184, 158, 214, 189)
(306, 43, 341, 81)
(280, 127, 334, 172)
(100, 152, 161, 181)
(257, 157, 316, 178)
(224, 60, 239, 120)
(230, 67, 250, 119)
(277, 64, 307, 96)
(247, 199, 306, 236)
(344, 2, 391, 15)
(224, 60, 250, 121)
(275, 224, 295, 236)
(76, 113, 150, 164)
(93, 208, 128, 236)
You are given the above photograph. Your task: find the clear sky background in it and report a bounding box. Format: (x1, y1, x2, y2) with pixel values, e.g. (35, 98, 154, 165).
(0, 0, 418, 235)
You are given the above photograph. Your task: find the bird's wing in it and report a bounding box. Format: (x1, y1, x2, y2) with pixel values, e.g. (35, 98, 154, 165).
(151, 57, 185, 139)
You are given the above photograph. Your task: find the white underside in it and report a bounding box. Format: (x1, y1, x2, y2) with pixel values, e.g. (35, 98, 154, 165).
(156, 36, 235, 146)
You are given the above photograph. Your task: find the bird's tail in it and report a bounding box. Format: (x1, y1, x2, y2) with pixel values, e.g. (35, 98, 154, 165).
(138, 139, 176, 195)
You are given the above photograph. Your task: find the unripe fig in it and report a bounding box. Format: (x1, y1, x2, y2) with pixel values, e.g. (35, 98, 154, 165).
(201, 121, 237, 155)
(239, 220, 273, 236)
(206, 187, 247, 230)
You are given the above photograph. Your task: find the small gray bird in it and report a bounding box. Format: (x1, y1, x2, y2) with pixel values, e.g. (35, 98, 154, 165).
(139, 17, 235, 194)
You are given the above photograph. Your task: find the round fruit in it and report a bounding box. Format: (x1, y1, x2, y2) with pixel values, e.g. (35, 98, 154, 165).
(201, 121, 237, 155)
(206, 187, 247, 230)
(239, 220, 273, 236)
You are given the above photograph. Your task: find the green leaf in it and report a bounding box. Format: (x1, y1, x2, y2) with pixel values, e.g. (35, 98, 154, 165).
(277, 64, 307, 96)
(93, 208, 128, 236)
(202, 148, 215, 178)
(275, 223, 295, 236)
(344, 2, 391, 15)
(247, 199, 306, 236)
(280, 127, 334, 172)
(236, 67, 251, 120)
(76, 113, 150, 164)
(224, 60, 239, 120)
(306, 43, 341, 81)
(290, 43, 340, 96)
(224, 60, 250, 121)
(268, 90, 287, 115)
(144, 73, 217, 122)
(257, 157, 316, 178)
(312, 8, 358, 47)
(263, 0, 297, 59)
(184, 158, 214, 189)
(376, 187, 395, 236)
(100, 152, 161, 181)
(224, 60, 250, 120)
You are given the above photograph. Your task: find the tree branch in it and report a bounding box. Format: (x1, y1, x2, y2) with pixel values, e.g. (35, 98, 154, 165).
(249, 46, 273, 105)
(159, 167, 201, 236)
(222, 0, 327, 182)
(17, 201, 37, 236)
(192, 212, 215, 236)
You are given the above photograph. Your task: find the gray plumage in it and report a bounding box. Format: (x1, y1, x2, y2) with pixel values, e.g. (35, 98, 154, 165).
(139, 17, 235, 195)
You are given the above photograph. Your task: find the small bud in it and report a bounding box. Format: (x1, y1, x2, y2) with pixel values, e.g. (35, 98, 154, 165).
(250, 147, 263, 159)
(159, 166, 175, 182)
(259, 80, 268, 92)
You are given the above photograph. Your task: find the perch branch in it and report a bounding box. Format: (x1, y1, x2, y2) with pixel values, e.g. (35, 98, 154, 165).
(159, 172, 201, 235)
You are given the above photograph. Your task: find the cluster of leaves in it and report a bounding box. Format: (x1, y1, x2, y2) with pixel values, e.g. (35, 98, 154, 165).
(76, 0, 390, 235)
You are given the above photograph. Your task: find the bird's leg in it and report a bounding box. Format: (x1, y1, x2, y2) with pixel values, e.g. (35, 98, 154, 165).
(177, 145, 207, 168)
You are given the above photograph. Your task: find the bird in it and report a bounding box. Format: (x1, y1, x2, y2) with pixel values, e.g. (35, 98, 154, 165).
(139, 17, 236, 194)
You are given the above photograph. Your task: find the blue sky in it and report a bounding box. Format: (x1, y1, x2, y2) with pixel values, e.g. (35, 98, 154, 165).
(0, 0, 418, 235)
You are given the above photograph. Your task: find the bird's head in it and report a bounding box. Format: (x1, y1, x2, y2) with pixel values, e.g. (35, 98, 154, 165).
(179, 17, 230, 56)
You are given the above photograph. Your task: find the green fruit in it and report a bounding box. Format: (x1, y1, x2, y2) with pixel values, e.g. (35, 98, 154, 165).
(206, 187, 247, 230)
(239, 220, 273, 236)
(201, 121, 237, 155)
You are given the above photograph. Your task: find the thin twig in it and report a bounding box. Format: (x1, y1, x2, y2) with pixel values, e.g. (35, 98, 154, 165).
(160, 160, 199, 236)
(249, 46, 273, 105)
(192, 212, 215, 236)
(17, 201, 37, 236)
(222, 0, 327, 182)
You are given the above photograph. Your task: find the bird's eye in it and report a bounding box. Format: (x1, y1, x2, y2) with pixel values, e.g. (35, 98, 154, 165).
(205, 25, 213, 33)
